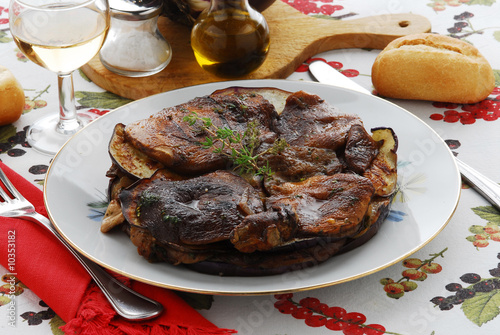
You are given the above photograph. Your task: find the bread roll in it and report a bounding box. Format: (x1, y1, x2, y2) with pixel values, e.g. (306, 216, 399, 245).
(0, 66, 24, 125)
(371, 33, 495, 104)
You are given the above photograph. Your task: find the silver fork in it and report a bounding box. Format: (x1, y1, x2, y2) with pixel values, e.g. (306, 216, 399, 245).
(0, 166, 163, 321)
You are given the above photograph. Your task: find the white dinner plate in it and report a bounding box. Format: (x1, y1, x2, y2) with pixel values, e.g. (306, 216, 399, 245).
(44, 79, 461, 295)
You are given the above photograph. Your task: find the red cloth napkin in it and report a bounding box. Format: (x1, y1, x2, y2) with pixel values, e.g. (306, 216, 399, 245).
(0, 161, 236, 335)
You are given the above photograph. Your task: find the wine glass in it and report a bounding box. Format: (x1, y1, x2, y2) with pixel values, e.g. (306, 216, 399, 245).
(9, 0, 110, 155)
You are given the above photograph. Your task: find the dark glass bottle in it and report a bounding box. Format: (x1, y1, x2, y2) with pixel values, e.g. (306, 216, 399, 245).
(190, 0, 270, 78)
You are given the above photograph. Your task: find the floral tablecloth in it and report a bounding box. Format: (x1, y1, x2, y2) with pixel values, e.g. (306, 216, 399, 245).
(1, 0, 500, 334)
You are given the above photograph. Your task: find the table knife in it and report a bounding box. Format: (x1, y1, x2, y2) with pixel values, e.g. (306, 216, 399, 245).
(308, 60, 500, 212)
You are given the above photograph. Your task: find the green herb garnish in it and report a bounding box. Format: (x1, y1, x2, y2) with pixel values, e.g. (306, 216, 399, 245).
(183, 111, 287, 177)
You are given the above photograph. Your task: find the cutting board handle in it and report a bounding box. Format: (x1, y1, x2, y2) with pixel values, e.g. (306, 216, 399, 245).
(309, 13, 431, 51)
(264, 6, 431, 78)
(82, 1, 431, 100)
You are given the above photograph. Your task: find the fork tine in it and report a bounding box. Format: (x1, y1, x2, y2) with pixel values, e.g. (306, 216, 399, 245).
(0, 184, 10, 202)
(0, 170, 12, 202)
(0, 167, 23, 202)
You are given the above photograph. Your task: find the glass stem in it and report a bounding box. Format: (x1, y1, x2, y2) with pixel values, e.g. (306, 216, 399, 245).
(56, 72, 83, 135)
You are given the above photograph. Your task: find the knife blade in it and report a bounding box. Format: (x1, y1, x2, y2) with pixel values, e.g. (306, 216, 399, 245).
(308, 60, 500, 212)
(308, 61, 371, 95)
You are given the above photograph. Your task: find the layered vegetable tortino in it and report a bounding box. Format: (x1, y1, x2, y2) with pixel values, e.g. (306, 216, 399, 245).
(101, 87, 398, 276)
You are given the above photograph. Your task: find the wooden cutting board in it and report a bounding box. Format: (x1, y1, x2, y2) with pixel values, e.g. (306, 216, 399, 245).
(81, 1, 431, 100)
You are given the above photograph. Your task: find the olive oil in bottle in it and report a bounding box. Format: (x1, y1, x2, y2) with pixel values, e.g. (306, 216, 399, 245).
(191, 0, 270, 78)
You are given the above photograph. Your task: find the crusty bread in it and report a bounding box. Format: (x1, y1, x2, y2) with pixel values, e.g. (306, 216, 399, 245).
(0, 66, 24, 125)
(371, 33, 495, 104)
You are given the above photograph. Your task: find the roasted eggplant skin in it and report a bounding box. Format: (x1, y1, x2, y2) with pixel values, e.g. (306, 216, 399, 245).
(109, 123, 165, 180)
(364, 127, 398, 197)
(119, 192, 393, 276)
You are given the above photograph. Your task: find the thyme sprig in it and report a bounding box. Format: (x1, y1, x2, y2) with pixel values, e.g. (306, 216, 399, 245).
(183, 111, 287, 177)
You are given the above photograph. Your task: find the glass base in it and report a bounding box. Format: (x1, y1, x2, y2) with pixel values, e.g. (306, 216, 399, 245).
(27, 113, 93, 155)
(99, 53, 171, 78)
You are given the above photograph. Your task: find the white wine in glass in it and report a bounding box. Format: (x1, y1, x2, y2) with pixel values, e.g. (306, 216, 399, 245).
(9, 0, 110, 155)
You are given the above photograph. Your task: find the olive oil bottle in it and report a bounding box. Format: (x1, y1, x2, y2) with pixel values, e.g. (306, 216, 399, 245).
(191, 0, 270, 78)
